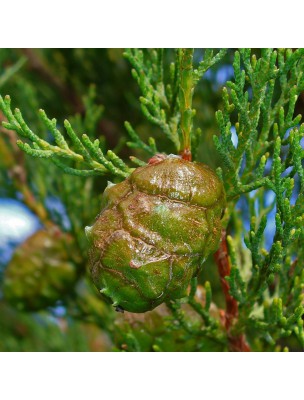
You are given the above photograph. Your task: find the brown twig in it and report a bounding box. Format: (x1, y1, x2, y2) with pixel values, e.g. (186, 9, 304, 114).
(0, 112, 49, 223)
(214, 229, 251, 352)
(180, 148, 192, 161)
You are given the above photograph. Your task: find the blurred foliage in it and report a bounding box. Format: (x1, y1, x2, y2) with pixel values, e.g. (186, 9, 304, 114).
(0, 49, 303, 352)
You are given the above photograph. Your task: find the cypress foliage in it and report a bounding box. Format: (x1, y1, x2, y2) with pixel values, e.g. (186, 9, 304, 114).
(0, 48, 303, 351)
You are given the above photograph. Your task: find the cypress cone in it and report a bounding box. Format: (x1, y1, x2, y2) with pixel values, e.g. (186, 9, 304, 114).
(3, 224, 79, 311)
(86, 154, 226, 313)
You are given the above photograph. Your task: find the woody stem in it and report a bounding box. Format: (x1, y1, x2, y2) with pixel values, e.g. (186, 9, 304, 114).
(179, 48, 194, 161)
(214, 230, 251, 352)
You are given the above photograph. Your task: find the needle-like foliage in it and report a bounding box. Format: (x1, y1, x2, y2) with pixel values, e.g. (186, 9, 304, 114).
(0, 48, 303, 352)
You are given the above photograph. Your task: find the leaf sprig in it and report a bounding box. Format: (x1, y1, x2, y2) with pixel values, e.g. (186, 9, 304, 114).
(124, 48, 228, 159)
(0, 94, 132, 178)
(214, 48, 304, 199)
(214, 49, 304, 350)
(124, 48, 181, 151)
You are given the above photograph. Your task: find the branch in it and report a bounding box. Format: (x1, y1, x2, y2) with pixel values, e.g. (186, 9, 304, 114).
(214, 230, 251, 352)
(0, 95, 132, 178)
(179, 49, 194, 161)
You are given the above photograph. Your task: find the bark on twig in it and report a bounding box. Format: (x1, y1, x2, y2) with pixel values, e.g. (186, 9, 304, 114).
(214, 229, 251, 352)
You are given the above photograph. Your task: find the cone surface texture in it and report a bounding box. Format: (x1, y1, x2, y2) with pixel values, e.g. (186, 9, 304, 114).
(87, 155, 226, 312)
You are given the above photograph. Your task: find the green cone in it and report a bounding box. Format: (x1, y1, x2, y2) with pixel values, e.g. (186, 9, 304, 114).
(3, 225, 79, 311)
(87, 155, 226, 313)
